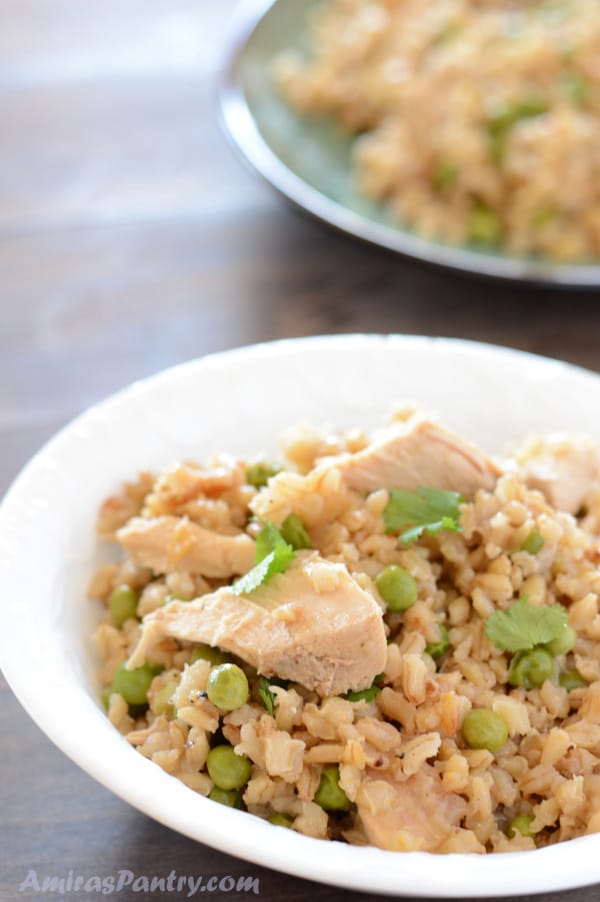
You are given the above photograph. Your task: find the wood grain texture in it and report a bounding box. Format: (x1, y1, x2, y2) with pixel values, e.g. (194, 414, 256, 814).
(1, 1, 600, 900)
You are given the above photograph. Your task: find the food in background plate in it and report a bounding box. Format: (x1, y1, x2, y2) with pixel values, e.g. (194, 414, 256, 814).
(91, 408, 600, 853)
(275, 0, 600, 262)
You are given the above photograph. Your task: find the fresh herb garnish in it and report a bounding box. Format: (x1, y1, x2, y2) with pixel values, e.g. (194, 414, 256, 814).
(433, 160, 458, 192)
(383, 486, 463, 545)
(519, 530, 544, 555)
(344, 674, 384, 703)
(561, 72, 589, 106)
(254, 521, 288, 564)
(425, 623, 450, 660)
(233, 521, 295, 595)
(485, 595, 568, 653)
(246, 461, 281, 489)
(280, 513, 312, 550)
(467, 203, 502, 246)
(258, 677, 277, 716)
(486, 95, 548, 163)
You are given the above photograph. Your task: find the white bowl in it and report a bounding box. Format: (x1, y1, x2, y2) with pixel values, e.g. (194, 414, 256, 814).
(1, 334, 600, 897)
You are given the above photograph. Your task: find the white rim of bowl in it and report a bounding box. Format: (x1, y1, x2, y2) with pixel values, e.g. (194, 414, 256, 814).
(1, 335, 600, 897)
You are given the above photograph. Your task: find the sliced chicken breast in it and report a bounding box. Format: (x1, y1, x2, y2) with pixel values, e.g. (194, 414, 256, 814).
(516, 434, 600, 515)
(251, 415, 499, 529)
(329, 415, 500, 497)
(356, 768, 467, 852)
(127, 553, 387, 696)
(116, 515, 255, 579)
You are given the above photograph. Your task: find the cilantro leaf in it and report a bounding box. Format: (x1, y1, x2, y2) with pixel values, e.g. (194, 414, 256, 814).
(246, 461, 281, 489)
(259, 677, 277, 716)
(280, 513, 312, 550)
(232, 521, 295, 595)
(344, 673, 384, 703)
(383, 487, 464, 546)
(485, 596, 568, 653)
(255, 520, 288, 564)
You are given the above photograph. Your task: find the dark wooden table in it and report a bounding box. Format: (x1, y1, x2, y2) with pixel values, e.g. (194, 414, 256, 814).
(1, 2, 600, 900)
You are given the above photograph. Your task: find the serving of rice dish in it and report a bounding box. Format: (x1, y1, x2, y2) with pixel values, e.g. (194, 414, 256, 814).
(275, 0, 600, 263)
(92, 407, 600, 854)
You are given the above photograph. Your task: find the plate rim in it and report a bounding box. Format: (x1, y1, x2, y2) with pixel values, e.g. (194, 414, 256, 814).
(218, 0, 600, 288)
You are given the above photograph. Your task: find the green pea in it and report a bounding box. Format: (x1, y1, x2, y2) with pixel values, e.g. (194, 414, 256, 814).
(545, 625, 576, 656)
(515, 94, 548, 119)
(280, 513, 312, 550)
(462, 708, 509, 752)
(433, 161, 457, 192)
(508, 647, 554, 690)
(520, 531, 544, 555)
(531, 207, 556, 229)
(164, 592, 191, 604)
(467, 204, 502, 245)
(152, 679, 178, 716)
(488, 132, 507, 166)
(426, 624, 449, 660)
(268, 812, 293, 828)
(375, 565, 418, 612)
(108, 584, 138, 627)
(507, 813, 535, 838)
(561, 72, 589, 106)
(208, 787, 244, 809)
(314, 765, 351, 812)
(190, 645, 229, 666)
(559, 669, 587, 691)
(110, 661, 159, 707)
(488, 96, 548, 135)
(487, 96, 549, 164)
(206, 663, 249, 711)
(206, 744, 252, 791)
(246, 461, 281, 489)
(433, 21, 461, 45)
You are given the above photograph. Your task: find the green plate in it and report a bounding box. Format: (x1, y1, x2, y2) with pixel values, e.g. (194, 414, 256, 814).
(219, 0, 600, 286)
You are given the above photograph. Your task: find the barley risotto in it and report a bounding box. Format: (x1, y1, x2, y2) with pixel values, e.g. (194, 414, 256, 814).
(92, 408, 600, 853)
(274, 0, 600, 263)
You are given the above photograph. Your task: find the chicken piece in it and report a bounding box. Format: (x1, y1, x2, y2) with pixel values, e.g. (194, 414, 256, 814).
(127, 553, 387, 696)
(328, 414, 500, 498)
(516, 434, 600, 515)
(356, 768, 467, 852)
(116, 515, 255, 579)
(251, 415, 499, 528)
